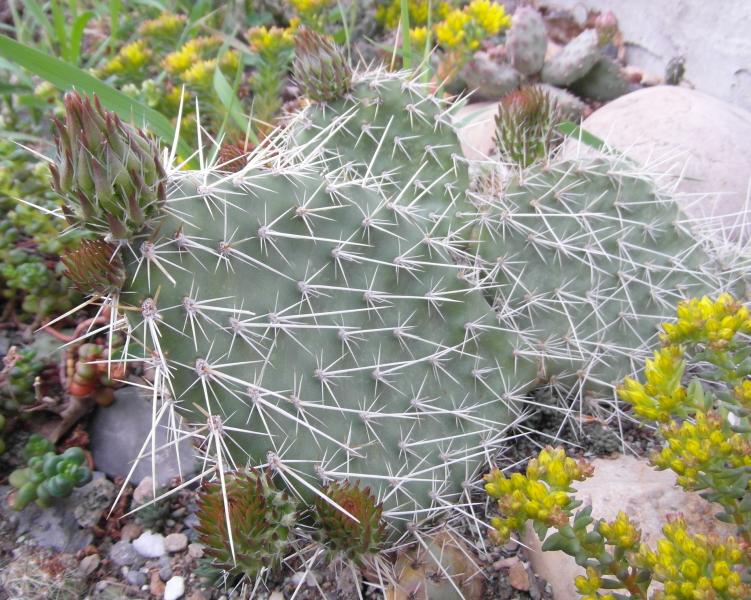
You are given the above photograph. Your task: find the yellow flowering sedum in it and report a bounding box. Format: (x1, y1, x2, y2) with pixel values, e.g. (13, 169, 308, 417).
(247, 26, 295, 62)
(138, 12, 187, 38)
(661, 293, 751, 348)
(484, 447, 592, 541)
(409, 26, 430, 48)
(289, 0, 335, 26)
(434, 0, 510, 51)
(163, 36, 222, 75)
(637, 518, 748, 599)
(99, 40, 152, 76)
(618, 346, 687, 423)
(376, 0, 453, 29)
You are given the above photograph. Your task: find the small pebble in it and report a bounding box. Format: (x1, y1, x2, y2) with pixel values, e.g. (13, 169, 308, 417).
(120, 522, 143, 543)
(269, 593, 284, 600)
(164, 532, 188, 553)
(160, 564, 173, 581)
(150, 570, 165, 597)
(187, 543, 204, 559)
(132, 477, 156, 505)
(493, 556, 519, 571)
(126, 570, 147, 587)
(164, 575, 186, 600)
(109, 541, 139, 567)
(133, 531, 166, 558)
(79, 553, 100, 577)
(508, 560, 530, 591)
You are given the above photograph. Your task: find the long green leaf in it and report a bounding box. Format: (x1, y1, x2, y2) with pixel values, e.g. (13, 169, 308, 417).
(213, 66, 249, 133)
(399, 0, 411, 68)
(557, 120, 607, 151)
(0, 34, 190, 157)
(70, 11, 95, 66)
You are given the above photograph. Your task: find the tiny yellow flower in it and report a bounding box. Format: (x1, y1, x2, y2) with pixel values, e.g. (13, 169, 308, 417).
(99, 40, 152, 76)
(180, 59, 217, 88)
(409, 26, 430, 48)
(138, 12, 187, 38)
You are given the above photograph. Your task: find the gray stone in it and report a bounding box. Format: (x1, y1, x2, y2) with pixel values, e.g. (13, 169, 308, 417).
(73, 476, 116, 528)
(159, 563, 173, 581)
(79, 554, 100, 577)
(561, 86, 751, 239)
(541, 0, 751, 112)
(523, 455, 735, 600)
(164, 532, 188, 553)
(164, 575, 186, 600)
(5, 474, 115, 552)
(126, 570, 148, 587)
(133, 531, 166, 558)
(89, 386, 197, 487)
(187, 543, 204, 559)
(109, 541, 139, 567)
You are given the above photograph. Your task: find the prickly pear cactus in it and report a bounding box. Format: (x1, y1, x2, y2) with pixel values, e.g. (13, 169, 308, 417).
(541, 29, 600, 87)
(506, 6, 547, 76)
(468, 157, 724, 394)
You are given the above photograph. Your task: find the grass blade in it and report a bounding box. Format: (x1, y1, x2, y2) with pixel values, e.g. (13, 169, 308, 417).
(557, 120, 607, 151)
(0, 34, 191, 157)
(70, 11, 95, 66)
(400, 0, 412, 68)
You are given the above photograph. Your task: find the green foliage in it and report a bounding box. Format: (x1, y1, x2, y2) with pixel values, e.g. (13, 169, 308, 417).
(486, 294, 751, 599)
(9, 434, 91, 510)
(1, 346, 45, 411)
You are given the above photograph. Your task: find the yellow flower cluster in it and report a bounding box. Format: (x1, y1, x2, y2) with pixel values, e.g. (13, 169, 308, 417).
(637, 518, 748, 599)
(375, 0, 453, 29)
(734, 379, 751, 407)
(409, 26, 430, 48)
(163, 36, 222, 75)
(138, 12, 187, 38)
(597, 511, 641, 550)
(289, 0, 335, 22)
(651, 412, 751, 489)
(484, 447, 593, 541)
(575, 567, 615, 600)
(434, 0, 511, 50)
(178, 50, 239, 88)
(618, 346, 687, 423)
(99, 40, 152, 76)
(247, 26, 295, 62)
(661, 293, 751, 349)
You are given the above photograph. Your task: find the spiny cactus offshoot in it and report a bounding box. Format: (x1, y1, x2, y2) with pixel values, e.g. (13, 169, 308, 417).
(196, 470, 297, 579)
(49, 92, 166, 240)
(314, 481, 387, 564)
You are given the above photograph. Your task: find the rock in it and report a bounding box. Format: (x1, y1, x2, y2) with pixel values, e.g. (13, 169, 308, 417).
(493, 556, 519, 571)
(540, 0, 751, 112)
(89, 386, 197, 487)
(132, 476, 157, 505)
(150, 570, 166, 597)
(126, 570, 147, 587)
(560, 86, 751, 238)
(459, 52, 521, 101)
(453, 101, 500, 161)
(133, 531, 166, 558)
(269, 593, 285, 600)
(187, 543, 204, 559)
(159, 563, 173, 581)
(109, 541, 139, 567)
(0, 547, 87, 599)
(523, 455, 735, 600)
(79, 553, 100, 577)
(164, 532, 188, 553)
(120, 522, 143, 543)
(5, 474, 113, 552)
(164, 575, 185, 600)
(508, 560, 530, 591)
(73, 476, 116, 528)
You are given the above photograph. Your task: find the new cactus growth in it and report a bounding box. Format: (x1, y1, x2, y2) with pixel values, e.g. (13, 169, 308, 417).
(196, 470, 297, 579)
(495, 86, 559, 168)
(9, 435, 91, 510)
(49, 92, 166, 240)
(61, 239, 125, 296)
(293, 28, 352, 103)
(314, 481, 387, 564)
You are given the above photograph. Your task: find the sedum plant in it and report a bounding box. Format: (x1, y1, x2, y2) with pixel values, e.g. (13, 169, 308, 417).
(486, 294, 751, 599)
(9, 434, 92, 510)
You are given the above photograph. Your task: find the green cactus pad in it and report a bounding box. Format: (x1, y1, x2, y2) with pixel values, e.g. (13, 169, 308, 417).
(468, 157, 722, 393)
(570, 57, 629, 102)
(114, 69, 537, 535)
(506, 6, 548, 76)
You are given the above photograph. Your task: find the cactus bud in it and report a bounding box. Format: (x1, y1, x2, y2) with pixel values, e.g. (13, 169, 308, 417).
(314, 480, 386, 565)
(594, 11, 618, 46)
(61, 239, 125, 296)
(50, 91, 166, 239)
(292, 27, 352, 102)
(495, 86, 559, 168)
(196, 470, 297, 579)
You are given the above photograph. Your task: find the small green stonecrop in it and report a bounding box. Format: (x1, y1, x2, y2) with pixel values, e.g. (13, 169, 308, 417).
(486, 294, 751, 600)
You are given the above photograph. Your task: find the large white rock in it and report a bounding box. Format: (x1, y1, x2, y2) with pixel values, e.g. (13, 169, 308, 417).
(523, 455, 734, 600)
(454, 101, 500, 161)
(561, 86, 751, 239)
